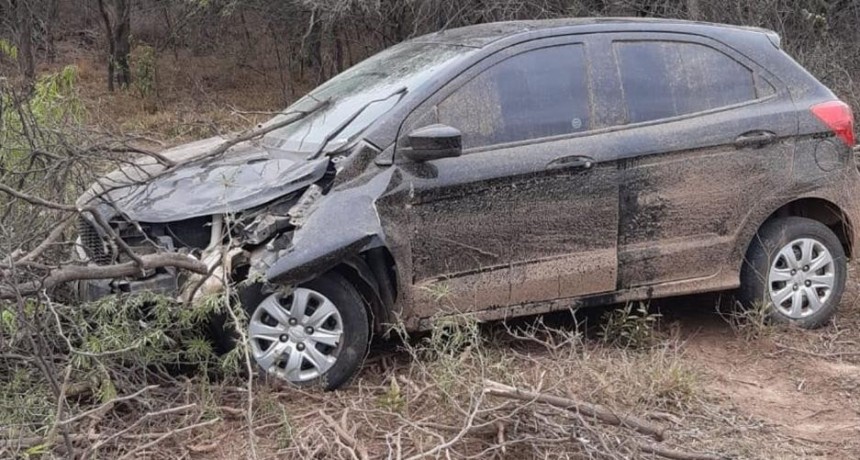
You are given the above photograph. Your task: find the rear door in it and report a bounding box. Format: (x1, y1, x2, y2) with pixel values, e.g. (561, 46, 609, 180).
(597, 33, 798, 288)
(395, 36, 621, 318)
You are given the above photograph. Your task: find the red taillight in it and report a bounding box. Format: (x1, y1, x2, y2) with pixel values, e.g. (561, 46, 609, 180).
(811, 100, 855, 146)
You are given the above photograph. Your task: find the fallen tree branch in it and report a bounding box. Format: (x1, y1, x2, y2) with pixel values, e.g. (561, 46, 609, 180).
(405, 392, 485, 460)
(84, 403, 198, 457)
(319, 410, 369, 460)
(1, 252, 207, 299)
(104, 145, 176, 167)
(117, 417, 220, 460)
(161, 99, 328, 173)
(79, 210, 148, 267)
(483, 379, 666, 441)
(774, 343, 860, 359)
(12, 215, 74, 264)
(638, 441, 726, 460)
(0, 181, 78, 212)
(58, 385, 158, 427)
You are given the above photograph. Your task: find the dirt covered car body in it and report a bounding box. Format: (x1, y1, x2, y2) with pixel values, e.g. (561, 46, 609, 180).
(77, 18, 860, 388)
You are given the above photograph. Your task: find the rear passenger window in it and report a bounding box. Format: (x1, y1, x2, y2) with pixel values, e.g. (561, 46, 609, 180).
(614, 41, 757, 123)
(437, 44, 590, 149)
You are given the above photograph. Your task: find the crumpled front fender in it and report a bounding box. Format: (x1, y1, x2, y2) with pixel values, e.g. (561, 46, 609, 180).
(266, 234, 375, 285)
(265, 169, 395, 286)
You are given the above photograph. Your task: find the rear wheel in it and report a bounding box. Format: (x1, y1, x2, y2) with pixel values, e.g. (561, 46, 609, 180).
(246, 273, 369, 390)
(739, 217, 847, 328)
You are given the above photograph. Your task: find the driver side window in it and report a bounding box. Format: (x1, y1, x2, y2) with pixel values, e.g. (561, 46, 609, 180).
(437, 44, 591, 150)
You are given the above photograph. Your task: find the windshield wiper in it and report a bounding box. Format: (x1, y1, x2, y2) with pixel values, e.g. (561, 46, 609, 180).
(307, 86, 407, 160)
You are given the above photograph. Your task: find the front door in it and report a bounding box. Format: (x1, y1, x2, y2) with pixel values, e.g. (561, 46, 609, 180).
(396, 39, 620, 318)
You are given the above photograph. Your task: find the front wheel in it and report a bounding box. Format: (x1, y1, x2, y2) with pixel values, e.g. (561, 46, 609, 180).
(246, 273, 369, 390)
(739, 216, 847, 328)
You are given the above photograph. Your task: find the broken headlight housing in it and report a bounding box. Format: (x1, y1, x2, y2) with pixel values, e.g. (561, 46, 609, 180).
(287, 184, 323, 228)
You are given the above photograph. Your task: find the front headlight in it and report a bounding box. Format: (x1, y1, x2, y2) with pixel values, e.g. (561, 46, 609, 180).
(241, 213, 291, 245)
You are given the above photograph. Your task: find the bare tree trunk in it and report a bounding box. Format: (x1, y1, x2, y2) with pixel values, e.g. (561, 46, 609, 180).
(687, 0, 701, 21)
(115, 2, 131, 87)
(267, 22, 290, 106)
(343, 25, 354, 68)
(161, 4, 178, 60)
(97, 0, 131, 92)
(305, 18, 323, 84)
(606, 0, 637, 16)
(333, 23, 344, 74)
(97, 0, 115, 91)
(46, 0, 60, 62)
(15, 0, 35, 84)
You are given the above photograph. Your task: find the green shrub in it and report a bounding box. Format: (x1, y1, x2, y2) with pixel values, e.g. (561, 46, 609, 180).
(599, 302, 661, 349)
(132, 44, 158, 112)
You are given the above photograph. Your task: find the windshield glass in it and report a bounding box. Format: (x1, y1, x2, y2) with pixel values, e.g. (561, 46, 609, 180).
(261, 42, 476, 154)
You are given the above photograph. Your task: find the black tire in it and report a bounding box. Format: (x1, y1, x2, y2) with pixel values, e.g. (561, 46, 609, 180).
(208, 282, 266, 355)
(248, 272, 370, 391)
(739, 216, 847, 329)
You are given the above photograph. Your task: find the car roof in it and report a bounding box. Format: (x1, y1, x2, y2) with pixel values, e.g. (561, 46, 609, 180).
(413, 18, 778, 48)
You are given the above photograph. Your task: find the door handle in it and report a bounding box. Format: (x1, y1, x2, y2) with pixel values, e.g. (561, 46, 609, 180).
(546, 155, 595, 171)
(735, 130, 777, 149)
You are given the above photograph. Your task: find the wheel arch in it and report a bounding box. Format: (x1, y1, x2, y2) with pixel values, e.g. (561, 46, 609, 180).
(327, 246, 398, 335)
(746, 197, 854, 263)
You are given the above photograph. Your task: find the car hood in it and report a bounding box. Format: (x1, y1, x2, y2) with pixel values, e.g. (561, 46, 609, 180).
(77, 136, 330, 223)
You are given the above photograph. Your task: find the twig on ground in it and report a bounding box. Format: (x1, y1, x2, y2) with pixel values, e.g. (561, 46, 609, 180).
(404, 392, 484, 460)
(58, 385, 158, 426)
(483, 379, 666, 441)
(637, 441, 726, 460)
(187, 433, 228, 453)
(85, 403, 198, 457)
(117, 417, 220, 460)
(319, 409, 369, 460)
(773, 342, 860, 359)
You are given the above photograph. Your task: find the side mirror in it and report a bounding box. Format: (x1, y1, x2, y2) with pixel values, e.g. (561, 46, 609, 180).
(402, 124, 462, 162)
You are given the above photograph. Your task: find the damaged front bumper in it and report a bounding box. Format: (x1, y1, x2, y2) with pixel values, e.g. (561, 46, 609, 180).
(78, 270, 179, 301)
(76, 212, 293, 304)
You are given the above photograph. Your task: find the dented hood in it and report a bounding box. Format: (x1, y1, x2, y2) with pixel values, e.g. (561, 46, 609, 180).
(78, 136, 329, 222)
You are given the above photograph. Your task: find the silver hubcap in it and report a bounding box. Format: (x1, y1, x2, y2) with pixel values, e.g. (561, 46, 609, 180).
(249, 288, 343, 382)
(768, 238, 835, 319)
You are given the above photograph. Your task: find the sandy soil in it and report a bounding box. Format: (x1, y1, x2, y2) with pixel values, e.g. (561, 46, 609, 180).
(656, 265, 860, 459)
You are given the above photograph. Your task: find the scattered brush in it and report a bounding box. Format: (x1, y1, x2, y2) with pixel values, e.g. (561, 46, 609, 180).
(717, 299, 773, 341)
(599, 302, 662, 349)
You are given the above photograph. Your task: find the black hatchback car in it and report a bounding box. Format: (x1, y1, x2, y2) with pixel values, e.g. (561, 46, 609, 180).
(77, 18, 860, 389)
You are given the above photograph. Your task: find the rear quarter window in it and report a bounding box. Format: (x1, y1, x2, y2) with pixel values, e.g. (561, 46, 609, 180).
(614, 41, 757, 124)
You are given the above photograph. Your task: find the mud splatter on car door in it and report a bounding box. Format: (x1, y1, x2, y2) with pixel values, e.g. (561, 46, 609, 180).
(398, 41, 620, 316)
(606, 35, 797, 288)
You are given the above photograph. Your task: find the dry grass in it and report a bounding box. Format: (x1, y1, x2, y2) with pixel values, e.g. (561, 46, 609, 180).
(44, 40, 309, 147)
(233, 297, 860, 460)
(163, 305, 854, 460)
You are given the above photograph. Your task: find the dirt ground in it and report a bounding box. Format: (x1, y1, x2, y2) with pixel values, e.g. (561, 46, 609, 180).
(665, 304, 860, 458)
(679, 306, 860, 456)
